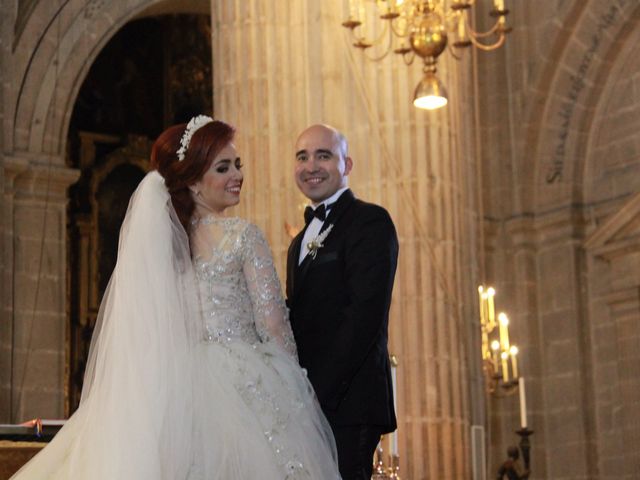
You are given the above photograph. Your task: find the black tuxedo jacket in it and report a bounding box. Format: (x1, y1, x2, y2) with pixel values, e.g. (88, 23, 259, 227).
(286, 189, 398, 432)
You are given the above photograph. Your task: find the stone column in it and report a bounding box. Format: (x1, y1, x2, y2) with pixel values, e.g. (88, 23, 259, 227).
(211, 1, 481, 477)
(1, 156, 79, 422)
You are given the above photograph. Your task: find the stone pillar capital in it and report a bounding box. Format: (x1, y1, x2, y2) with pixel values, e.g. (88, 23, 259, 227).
(3, 153, 80, 200)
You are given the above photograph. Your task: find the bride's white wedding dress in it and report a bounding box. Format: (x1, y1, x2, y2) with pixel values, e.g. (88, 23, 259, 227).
(11, 171, 340, 479)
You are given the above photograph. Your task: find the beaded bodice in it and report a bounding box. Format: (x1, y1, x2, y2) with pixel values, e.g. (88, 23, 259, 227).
(191, 216, 297, 358)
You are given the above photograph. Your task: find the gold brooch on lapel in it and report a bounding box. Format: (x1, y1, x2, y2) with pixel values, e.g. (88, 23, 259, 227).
(306, 224, 334, 259)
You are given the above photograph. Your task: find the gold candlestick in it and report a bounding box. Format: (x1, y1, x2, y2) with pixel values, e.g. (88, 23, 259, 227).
(372, 443, 391, 479)
(388, 454, 401, 479)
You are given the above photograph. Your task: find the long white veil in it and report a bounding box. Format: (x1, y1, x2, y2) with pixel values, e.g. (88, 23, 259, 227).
(12, 171, 198, 479)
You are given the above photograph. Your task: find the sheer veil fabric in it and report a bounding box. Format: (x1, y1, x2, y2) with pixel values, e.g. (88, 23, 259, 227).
(12, 172, 197, 479)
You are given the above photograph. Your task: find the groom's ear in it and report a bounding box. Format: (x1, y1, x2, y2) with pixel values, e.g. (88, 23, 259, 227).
(344, 156, 353, 176)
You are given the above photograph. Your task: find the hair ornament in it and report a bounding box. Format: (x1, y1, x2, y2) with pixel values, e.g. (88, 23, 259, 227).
(176, 115, 214, 161)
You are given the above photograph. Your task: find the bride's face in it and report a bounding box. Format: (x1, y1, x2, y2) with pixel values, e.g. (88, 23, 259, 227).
(192, 142, 243, 214)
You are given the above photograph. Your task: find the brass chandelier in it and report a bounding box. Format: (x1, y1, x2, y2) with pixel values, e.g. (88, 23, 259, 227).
(342, 0, 511, 109)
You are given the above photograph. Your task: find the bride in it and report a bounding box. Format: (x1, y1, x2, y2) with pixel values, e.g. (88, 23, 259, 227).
(11, 117, 341, 479)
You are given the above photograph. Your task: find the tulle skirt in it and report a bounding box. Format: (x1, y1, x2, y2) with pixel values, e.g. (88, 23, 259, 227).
(10, 340, 340, 479)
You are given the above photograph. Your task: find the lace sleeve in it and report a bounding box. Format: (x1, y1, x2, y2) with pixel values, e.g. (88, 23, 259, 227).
(242, 223, 298, 360)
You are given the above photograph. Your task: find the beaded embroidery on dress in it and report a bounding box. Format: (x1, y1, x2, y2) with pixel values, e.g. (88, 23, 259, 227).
(189, 215, 340, 480)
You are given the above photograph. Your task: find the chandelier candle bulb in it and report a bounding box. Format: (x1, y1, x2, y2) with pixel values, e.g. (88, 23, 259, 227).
(519, 377, 528, 428)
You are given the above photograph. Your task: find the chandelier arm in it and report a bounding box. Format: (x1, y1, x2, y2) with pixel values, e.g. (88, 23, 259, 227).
(468, 31, 506, 52)
(402, 51, 415, 66)
(355, 17, 392, 49)
(447, 43, 464, 61)
(363, 28, 395, 62)
(389, 17, 410, 39)
(465, 16, 501, 39)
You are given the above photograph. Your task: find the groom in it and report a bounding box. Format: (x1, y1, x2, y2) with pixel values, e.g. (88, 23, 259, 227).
(286, 124, 398, 480)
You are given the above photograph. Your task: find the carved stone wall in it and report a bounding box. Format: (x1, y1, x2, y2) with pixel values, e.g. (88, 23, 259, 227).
(480, 0, 640, 478)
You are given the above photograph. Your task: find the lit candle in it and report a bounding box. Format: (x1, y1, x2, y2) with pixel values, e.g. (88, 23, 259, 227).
(519, 377, 527, 428)
(482, 331, 489, 361)
(491, 340, 500, 370)
(498, 312, 510, 351)
(487, 288, 496, 329)
(457, 13, 466, 40)
(501, 351, 509, 382)
(494, 0, 505, 12)
(391, 355, 399, 455)
(509, 345, 519, 378)
(478, 286, 485, 326)
(349, 0, 357, 18)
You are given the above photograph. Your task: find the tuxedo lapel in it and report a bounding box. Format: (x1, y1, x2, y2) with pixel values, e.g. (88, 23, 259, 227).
(292, 190, 355, 299)
(319, 189, 354, 233)
(288, 228, 305, 297)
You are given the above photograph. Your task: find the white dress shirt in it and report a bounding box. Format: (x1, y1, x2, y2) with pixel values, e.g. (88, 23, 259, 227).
(298, 187, 349, 264)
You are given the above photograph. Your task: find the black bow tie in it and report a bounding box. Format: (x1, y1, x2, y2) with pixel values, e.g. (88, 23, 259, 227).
(304, 204, 331, 224)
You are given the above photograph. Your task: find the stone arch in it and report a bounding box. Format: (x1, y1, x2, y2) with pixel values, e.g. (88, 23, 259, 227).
(11, 0, 209, 158)
(520, 0, 640, 214)
(581, 15, 640, 205)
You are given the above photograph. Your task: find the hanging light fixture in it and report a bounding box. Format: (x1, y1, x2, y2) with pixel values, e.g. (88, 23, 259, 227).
(342, 0, 511, 110)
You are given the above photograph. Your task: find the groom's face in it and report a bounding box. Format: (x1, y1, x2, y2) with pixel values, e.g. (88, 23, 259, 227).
(294, 126, 352, 204)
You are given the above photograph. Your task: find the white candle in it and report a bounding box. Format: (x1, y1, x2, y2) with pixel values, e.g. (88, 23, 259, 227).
(478, 286, 486, 326)
(391, 357, 398, 455)
(510, 345, 519, 379)
(349, 0, 358, 18)
(457, 14, 466, 40)
(487, 288, 496, 328)
(519, 377, 528, 428)
(498, 313, 510, 351)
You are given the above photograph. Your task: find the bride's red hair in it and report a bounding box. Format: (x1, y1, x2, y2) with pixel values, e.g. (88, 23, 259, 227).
(151, 120, 235, 232)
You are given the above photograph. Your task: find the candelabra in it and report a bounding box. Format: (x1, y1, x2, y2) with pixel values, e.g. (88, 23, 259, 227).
(342, 0, 511, 109)
(478, 286, 519, 395)
(372, 442, 402, 479)
(479, 285, 533, 478)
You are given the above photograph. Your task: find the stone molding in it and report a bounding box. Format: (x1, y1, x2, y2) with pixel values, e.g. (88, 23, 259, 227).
(3, 154, 80, 200)
(584, 191, 640, 260)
